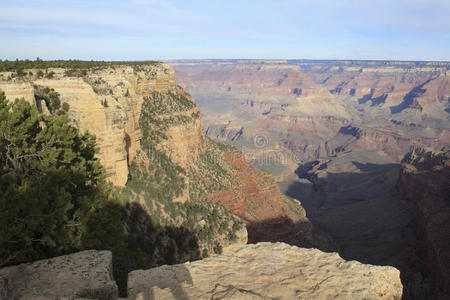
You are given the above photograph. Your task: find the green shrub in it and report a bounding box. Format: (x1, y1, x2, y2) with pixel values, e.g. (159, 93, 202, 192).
(0, 92, 115, 265)
(16, 68, 26, 78)
(62, 102, 70, 112)
(45, 71, 55, 79)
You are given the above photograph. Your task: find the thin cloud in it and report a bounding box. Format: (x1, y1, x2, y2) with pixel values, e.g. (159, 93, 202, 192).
(0, 0, 448, 60)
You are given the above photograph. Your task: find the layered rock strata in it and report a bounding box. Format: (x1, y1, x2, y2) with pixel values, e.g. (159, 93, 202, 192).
(0, 64, 203, 187)
(171, 60, 450, 173)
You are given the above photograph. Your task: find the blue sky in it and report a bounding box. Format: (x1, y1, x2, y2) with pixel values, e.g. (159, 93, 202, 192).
(0, 0, 449, 61)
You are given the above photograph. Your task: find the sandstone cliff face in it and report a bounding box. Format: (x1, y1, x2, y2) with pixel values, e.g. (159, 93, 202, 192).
(397, 149, 450, 299)
(0, 64, 204, 187)
(127, 242, 403, 300)
(0, 64, 248, 261)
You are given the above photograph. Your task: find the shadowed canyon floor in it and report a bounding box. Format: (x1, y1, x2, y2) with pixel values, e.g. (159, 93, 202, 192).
(279, 151, 425, 298)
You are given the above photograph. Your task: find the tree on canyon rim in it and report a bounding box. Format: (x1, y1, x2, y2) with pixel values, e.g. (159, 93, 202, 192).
(0, 91, 122, 266)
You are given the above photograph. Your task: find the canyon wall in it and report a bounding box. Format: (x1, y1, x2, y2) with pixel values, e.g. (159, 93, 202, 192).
(171, 60, 450, 179)
(397, 149, 450, 299)
(0, 61, 410, 299)
(170, 59, 450, 299)
(0, 63, 317, 249)
(195, 140, 314, 246)
(0, 64, 203, 187)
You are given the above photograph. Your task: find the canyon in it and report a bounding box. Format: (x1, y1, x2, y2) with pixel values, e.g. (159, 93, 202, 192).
(0, 62, 325, 298)
(170, 60, 449, 168)
(0, 62, 321, 252)
(1, 60, 448, 299)
(170, 59, 450, 299)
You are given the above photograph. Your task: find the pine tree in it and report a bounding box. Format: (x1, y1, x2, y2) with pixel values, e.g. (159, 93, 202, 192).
(0, 92, 114, 265)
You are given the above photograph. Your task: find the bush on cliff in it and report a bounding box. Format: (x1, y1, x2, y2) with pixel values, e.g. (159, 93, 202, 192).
(0, 91, 119, 266)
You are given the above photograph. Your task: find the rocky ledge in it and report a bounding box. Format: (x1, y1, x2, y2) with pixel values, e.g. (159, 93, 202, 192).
(128, 242, 403, 300)
(0, 243, 402, 300)
(0, 250, 118, 300)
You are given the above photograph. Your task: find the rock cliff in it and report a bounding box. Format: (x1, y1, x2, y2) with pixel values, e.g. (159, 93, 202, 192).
(127, 242, 403, 300)
(397, 149, 450, 299)
(0, 64, 203, 187)
(0, 62, 319, 275)
(190, 138, 314, 246)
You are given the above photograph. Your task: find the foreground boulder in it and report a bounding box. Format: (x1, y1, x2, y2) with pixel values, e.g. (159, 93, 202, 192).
(128, 242, 403, 299)
(0, 250, 118, 300)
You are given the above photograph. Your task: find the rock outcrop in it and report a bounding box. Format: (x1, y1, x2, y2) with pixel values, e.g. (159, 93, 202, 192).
(0, 64, 204, 187)
(397, 149, 450, 299)
(0, 250, 118, 300)
(127, 242, 403, 300)
(0, 244, 404, 300)
(188, 138, 315, 247)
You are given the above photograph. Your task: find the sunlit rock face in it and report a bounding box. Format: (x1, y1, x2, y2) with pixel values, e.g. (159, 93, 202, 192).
(127, 242, 403, 300)
(0, 64, 204, 187)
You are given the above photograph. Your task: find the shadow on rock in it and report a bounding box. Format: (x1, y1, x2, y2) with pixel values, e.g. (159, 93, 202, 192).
(128, 264, 193, 300)
(84, 201, 201, 298)
(283, 162, 433, 299)
(246, 216, 313, 247)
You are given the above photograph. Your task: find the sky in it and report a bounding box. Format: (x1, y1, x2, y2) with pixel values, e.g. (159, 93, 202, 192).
(0, 0, 449, 61)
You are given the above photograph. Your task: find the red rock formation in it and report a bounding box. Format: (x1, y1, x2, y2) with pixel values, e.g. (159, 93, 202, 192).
(202, 149, 313, 246)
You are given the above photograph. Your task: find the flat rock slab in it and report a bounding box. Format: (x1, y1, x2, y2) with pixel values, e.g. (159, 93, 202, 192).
(0, 250, 118, 300)
(128, 242, 402, 299)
